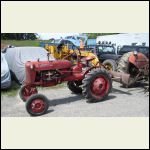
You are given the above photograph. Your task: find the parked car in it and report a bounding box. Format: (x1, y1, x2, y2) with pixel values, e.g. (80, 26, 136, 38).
(117, 45, 149, 58)
(1, 52, 11, 89)
(3, 47, 55, 84)
(93, 43, 120, 70)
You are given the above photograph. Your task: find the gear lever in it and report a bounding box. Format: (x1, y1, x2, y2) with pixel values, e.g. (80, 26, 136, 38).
(47, 52, 50, 61)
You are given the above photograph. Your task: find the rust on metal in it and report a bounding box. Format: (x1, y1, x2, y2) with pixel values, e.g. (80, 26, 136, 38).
(109, 71, 130, 86)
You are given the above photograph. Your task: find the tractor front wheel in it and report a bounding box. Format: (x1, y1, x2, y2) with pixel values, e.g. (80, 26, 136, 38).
(26, 94, 49, 116)
(82, 68, 112, 103)
(19, 85, 38, 102)
(67, 81, 82, 94)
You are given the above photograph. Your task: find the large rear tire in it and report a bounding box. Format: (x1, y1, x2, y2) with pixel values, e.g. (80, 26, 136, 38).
(82, 68, 112, 103)
(116, 52, 136, 87)
(116, 52, 132, 73)
(103, 59, 117, 71)
(67, 81, 82, 94)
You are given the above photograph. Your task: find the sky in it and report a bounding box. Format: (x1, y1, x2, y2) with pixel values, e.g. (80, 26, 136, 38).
(37, 33, 80, 40)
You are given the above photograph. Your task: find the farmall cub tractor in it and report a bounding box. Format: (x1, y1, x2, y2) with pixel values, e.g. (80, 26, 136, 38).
(19, 48, 112, 116)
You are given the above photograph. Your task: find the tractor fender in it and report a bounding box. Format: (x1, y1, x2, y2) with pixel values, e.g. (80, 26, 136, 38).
(81, 56, 96, 62)
(83, 66, 97, 77)
(128, 52, 149, 69)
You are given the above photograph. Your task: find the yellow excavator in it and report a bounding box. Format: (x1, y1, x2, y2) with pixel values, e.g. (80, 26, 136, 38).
(44, 43, 100, 67)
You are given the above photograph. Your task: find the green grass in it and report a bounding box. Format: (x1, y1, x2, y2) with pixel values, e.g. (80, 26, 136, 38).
(1, 81, 20, 97)
(1, 40, 50, 47)
(1, 81, 67, 97)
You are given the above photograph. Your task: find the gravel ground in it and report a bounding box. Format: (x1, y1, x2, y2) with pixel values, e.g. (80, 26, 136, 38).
(1, 82, 149, 117)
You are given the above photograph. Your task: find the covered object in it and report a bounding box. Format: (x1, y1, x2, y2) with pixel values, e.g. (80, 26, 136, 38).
(4, 47, 55, 84)
(1, 52, 11, 89)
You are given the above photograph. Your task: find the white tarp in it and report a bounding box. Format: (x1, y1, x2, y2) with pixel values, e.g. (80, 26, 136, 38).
(4, 47, 55, 84)
(1, 53, 11, 89)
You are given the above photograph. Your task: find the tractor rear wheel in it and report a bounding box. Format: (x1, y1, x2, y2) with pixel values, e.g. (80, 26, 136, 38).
(67, 81, 82, 94)
(116, 52, 132, 73)
(82, 68, 112, 103)
(26, 94, 49, 116)
(19, 85, 38, 102)
(116, 52, 136, 87)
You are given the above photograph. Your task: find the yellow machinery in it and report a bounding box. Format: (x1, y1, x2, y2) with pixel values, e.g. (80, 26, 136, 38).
(44, 44, 100, 67)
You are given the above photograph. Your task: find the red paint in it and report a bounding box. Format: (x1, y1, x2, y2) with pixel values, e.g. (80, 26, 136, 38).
(128, 52, 149, 69)
(81, 56, 95, 61)
(90, 75, 109, 100)
(29, 99, 45, 113)
(22, 85, 37, 101)
(22, 54, 110, 104)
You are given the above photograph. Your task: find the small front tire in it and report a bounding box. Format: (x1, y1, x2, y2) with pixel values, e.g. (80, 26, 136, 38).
(26, 94, 49, 116)
(19, 85, 38, 102)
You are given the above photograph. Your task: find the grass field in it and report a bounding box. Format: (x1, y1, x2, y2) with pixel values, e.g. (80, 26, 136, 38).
(1, 40, 50, 48)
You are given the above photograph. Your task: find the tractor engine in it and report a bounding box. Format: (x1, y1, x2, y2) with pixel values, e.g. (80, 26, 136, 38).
(24, 60, 72, 85)
(36, 70, 62, 82)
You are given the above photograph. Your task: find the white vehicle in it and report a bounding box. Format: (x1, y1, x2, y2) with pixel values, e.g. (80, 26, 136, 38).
(1, 53, 11, 89)
(96, 33, 149, 49)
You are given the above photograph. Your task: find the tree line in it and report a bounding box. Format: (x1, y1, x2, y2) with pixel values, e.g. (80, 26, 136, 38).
(1, 33, 120, 40)
(1, 33, 38, 40)
(83, 33, 119, 39)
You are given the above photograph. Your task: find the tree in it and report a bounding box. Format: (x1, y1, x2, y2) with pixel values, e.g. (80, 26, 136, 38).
(1, 33, 38, 40)
(83, 33, 119, 39)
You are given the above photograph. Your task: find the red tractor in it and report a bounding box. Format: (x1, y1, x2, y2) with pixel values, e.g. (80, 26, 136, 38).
(19, 49, 112, 116)
(113, 51, 149, 88)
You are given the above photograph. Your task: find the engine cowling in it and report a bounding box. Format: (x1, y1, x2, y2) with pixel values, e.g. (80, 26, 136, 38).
(128, 52, 149, 69)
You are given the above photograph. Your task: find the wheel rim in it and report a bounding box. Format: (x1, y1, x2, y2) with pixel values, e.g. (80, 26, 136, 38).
(91, 75, 109, 99)
(105, 63, 113, 71)
(22, 86, 37, 101)
(29, 99, 45, 113)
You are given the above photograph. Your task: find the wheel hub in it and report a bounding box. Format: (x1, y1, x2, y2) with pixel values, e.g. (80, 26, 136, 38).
(30, 99, 45, 113)
(91, 76, 108, 96)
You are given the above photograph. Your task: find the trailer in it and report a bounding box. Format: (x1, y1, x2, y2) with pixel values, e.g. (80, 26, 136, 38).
(96, 33, 149, 51)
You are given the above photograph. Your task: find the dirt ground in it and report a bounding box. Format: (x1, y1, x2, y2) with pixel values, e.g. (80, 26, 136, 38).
(1, 82, 149, 117)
